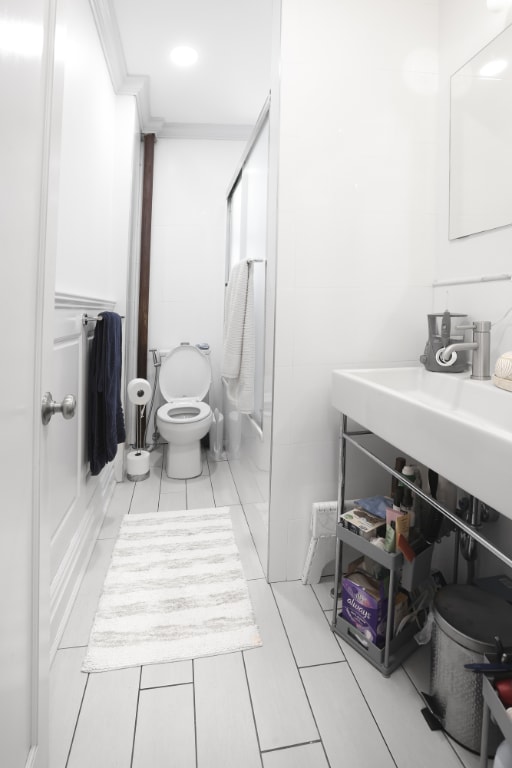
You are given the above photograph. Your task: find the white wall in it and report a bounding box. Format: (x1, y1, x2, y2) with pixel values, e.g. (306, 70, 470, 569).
(434, 0, 512, 577)
(54, 0, 138, 304)
(49, 0, 140, 650)
(435, 0, 512, 358)
(148, 139, 245, 411)
(268, 0, 439, 581)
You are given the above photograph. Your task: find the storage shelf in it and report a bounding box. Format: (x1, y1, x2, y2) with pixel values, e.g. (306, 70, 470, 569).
(334, 519, 418, 675)
(480, 671, 512, 767)
(483, 675, 512, 740)
(333, 616, 418, 677)
(332, 414, 425, 675)
(337, 523, 403, 572)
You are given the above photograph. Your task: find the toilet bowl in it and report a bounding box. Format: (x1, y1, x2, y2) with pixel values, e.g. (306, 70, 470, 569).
(156, 344, 212, 478)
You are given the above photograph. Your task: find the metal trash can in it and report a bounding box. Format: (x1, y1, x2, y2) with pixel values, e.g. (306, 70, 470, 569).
(430, 585, 512, 754)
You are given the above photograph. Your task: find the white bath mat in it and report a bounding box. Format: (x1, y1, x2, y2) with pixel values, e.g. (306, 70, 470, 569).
(82, 507, 262, 672)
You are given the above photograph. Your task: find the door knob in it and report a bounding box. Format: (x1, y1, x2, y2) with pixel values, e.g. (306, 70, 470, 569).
(41, 392, 77, 425)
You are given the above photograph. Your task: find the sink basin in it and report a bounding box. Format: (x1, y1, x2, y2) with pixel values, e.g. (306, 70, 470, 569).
(332, 366, 512, 517)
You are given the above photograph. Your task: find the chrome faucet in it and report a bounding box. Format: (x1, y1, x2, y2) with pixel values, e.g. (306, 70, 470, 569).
(438, 320, 491, 380)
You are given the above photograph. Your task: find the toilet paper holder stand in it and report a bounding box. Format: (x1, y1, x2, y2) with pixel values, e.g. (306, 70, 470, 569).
(126, 378, 152, 482)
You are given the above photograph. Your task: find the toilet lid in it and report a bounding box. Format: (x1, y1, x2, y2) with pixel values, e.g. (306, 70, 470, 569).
(160, 345, 211, 401)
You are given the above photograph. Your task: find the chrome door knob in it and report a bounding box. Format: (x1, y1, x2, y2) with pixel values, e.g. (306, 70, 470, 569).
(41, 392, 77, 425)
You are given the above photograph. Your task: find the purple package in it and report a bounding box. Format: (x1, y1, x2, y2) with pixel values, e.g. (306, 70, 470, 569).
(341, 572, 388, 647)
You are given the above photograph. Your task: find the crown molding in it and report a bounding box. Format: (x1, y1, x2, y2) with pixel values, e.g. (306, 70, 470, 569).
(158, 123, 253, 141)
(89, 0, 164, 134)
(117, 74, 164, 134)
(88, 0, 126, 93)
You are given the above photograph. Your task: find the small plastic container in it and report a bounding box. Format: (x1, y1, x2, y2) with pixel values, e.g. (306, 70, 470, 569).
(400, 544, 434, 592)
(495, 740, 512, 768)
(209, 408, 224, 460)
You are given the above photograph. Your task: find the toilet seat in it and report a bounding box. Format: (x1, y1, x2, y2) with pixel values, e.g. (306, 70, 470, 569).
(157, 399, 211, 424)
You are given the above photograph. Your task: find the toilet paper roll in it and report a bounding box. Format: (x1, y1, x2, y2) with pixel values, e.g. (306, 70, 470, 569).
(126, 450, 150, 480)
(127, 378, 152, 405)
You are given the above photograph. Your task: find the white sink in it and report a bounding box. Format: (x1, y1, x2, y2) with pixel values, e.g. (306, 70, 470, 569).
(332, 365, 512, 517)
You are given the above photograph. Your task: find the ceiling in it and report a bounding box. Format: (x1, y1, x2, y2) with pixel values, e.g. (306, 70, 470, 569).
(110, 0, 274, 135)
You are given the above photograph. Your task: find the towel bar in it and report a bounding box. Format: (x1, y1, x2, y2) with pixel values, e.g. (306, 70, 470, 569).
(82, 312, 125, 326)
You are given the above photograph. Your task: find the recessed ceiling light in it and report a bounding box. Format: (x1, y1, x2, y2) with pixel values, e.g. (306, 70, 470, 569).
(170, 46, 198, 67)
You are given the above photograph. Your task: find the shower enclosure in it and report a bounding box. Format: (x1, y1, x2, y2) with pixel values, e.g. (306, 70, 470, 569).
(224, 99, 274, 573)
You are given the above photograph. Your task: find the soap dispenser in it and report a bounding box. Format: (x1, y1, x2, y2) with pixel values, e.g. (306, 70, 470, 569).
(420, 310, 468, 373)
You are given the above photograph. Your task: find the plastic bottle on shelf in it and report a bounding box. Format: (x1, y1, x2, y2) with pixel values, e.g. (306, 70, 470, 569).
(401, 465, 417, 527)
(391, 456, 406, 496)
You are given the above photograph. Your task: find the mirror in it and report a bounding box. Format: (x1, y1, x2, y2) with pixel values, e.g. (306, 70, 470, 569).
(449, 24, 512, 239)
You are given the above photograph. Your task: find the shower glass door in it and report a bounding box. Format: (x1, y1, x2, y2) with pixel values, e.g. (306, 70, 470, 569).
(226, 114, 269, 430)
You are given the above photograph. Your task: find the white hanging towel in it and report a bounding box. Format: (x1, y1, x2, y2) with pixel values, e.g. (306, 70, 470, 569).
(221, 260, 255, 413)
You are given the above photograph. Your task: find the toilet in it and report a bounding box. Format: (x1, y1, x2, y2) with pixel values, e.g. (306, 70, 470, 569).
(156, 343, 213, 479)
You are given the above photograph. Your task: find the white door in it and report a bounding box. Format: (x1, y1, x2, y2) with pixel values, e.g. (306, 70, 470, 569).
(0, 1, 60, 766)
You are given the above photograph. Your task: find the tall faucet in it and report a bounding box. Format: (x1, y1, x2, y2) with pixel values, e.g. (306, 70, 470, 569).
(438, 320, 491, 380)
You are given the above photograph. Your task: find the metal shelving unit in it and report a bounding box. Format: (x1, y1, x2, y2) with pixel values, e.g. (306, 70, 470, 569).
(331, 411, 512, 676)
(330, 414, 426, 675)
(480, 672, 512, 768)
(333, 523, 419, 675)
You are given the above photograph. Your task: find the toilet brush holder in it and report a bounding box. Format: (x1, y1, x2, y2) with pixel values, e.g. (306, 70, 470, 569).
(126, 449, 150, 481)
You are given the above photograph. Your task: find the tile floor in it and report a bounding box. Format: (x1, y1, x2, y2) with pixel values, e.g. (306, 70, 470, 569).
(51, 447, 482, 768)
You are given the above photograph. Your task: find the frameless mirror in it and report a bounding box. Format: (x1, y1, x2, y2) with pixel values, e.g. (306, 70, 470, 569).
(449, 24, 512, 239)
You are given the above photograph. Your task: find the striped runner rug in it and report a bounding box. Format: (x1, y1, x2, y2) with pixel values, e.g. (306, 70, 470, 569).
(82, 506, 262, 672)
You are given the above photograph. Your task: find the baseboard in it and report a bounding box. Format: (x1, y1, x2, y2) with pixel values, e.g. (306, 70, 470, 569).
(50, 465, 116, 660)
